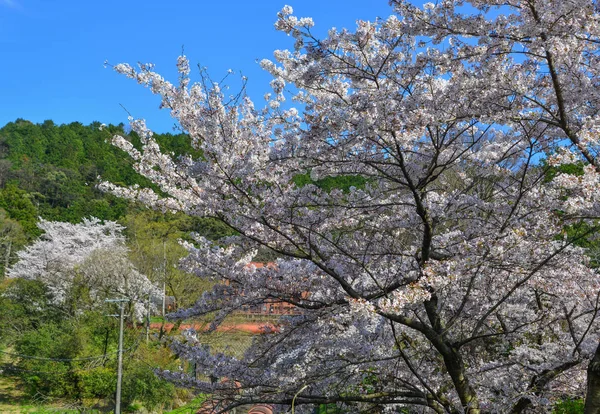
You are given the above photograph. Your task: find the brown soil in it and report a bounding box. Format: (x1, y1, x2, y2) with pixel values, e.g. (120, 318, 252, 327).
(148, 322, 279, 334)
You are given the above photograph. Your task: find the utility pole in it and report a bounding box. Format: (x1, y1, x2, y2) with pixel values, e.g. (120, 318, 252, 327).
(145, 293, 151, 344)
(162, 240, 166, 318)
(162, 281, 166, 317)
(106, 298, 129, 414)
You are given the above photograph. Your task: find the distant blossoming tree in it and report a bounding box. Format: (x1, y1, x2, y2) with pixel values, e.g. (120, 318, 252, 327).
(8, 218, 159, 319)
(103, 0, 600, 412)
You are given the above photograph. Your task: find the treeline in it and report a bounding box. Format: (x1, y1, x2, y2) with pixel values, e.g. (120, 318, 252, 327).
(0, 119, 197, 226)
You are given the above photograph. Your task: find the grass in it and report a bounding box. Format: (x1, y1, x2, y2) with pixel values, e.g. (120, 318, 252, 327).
(222, 314, 281, 324)
(150, 315, 166, 323)
(164, 394, 208, 414)
(195, 331, 255, 358)
(0, 373, 80, 414)
(0, 374, 29, 413)
(0, 348, 42, 413)
(0, 372, 90, 414)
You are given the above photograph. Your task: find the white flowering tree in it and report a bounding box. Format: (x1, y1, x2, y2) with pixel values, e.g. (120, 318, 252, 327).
(8, 218, 159, 319)
(102, 1, 600, 412)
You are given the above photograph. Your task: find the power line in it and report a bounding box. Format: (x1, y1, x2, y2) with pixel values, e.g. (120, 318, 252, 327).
(0, 326, 171, 381)
(0, 331, 147, 363)
(0, 363, 109, 375)
(0, 348, 124, 362)
(0, 344, 141, 375)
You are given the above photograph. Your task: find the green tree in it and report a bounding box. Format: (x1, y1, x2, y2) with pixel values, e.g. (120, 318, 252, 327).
(122, 210, 215, 308)
(0, 184, 38, 238)
(0, 119, 47, 167)
(0, 209, 26, 278)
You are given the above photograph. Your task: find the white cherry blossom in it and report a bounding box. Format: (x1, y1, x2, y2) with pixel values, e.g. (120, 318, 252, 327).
(104, 1, 600, 412)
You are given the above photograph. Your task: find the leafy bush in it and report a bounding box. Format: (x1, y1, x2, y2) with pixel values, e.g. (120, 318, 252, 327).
(121, 343, 178, 409)
(3, 288, 181, 411)
(554, 399, 585, 414)
(80, 366, 115, 399)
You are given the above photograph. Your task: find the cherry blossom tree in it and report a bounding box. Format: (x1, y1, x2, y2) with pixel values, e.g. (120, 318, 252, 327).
(102, 1, 600, 412)
(8, 218, 159, 319)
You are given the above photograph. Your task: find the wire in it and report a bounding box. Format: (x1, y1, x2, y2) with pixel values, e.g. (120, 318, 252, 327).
(0, 348, 122, 362)
(0, 364, 97, 375)
(0, 329, 175, 378)
(0, 344, 141, 375)
(0, 331, 147, 363)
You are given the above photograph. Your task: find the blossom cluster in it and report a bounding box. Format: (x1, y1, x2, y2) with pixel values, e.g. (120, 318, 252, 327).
(8, 218, 160, 319)
(104, 1, 600, 412)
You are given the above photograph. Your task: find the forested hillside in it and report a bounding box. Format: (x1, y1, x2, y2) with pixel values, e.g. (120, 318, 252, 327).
(0, 119, 229, 280)
(0, 119, 234, 412)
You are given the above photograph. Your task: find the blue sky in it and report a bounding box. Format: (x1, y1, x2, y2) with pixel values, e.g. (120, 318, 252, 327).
(0, 0, 407, 133)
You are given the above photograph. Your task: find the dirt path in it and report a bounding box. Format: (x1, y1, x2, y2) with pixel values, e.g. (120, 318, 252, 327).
(148, 321, 279, 334)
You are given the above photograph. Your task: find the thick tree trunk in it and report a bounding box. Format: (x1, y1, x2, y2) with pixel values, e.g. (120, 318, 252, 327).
(424, 297, 480, 414)
(441, 347, 480, 414)
(586, 341, 600, 414)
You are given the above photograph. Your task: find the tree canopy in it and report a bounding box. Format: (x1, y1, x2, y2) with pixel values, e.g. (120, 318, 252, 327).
(8, 218, 160, 318)
(102, 1, 600, 412)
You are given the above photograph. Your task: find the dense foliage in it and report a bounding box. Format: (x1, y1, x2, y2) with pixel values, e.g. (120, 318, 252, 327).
(102, 0, 600, 413)
(0, 119, 232, 279)
(1, 120, 139, 227)
(0, 278, 183, 411)
(0, 119, 229, 411)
